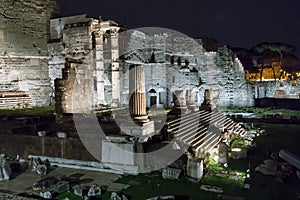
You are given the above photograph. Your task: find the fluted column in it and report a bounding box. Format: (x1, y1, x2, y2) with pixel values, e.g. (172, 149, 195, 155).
(95, 30, 106, 105)
(129, 64, 148, 122)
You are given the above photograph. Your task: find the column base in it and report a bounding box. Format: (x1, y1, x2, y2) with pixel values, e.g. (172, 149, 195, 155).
(96, 99, 107, 106)
(120, 120, 155, 138)
(111, 99, 120, 108)
(187, 105, 198, 112)
(132, 115, 150, 123)
(168, 106, 189, 116)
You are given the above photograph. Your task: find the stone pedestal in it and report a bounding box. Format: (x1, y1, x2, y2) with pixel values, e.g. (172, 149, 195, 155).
(173, 90, 187, 109)
(186, 90, 197, 111)
(187, 158, 203, 181)
(169, 90, 188, 117)
(218, 142, 229, 165)
(200, 89, 216, 112)
(231, 148, 247, 159)
(121, 120, 154, 137)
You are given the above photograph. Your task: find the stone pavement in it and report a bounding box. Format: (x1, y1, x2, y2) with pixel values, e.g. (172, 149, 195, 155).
(0, 166, 128, 196)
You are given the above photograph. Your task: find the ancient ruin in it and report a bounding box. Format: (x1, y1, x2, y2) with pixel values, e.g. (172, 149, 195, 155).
(0, 6, 299, 110)
(0, 0, 58, 107)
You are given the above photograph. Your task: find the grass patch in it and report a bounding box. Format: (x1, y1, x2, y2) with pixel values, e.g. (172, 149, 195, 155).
(121, 174, 216, 200)
(0, 105, 55, 116)
(147, 108, 170, 116)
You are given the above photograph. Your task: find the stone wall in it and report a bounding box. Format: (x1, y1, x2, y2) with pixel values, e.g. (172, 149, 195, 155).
(49, 14, 299, 112)
(55, 58, 93, 114)
(48, 14, 93, 91)
(0, 0, 57, 106)
(0, 134, 96, 161)
(198, 47, 254, 108)
(264, 79, 300, 99)
(120, 31, 202, 108)
(48, 15, 122, 107)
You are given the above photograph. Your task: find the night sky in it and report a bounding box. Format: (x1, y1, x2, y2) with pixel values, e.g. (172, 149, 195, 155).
(59, 0, 300, 58)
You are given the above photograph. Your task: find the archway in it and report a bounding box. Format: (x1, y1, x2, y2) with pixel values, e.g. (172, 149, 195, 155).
(148, 88, 157, 108)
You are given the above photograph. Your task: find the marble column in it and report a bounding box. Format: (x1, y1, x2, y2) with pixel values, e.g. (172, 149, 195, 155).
(95, 30, 106, 105)
(129, 64, 149, 122)
(110, 27, 120, 107)
(120, 64, 154, 138)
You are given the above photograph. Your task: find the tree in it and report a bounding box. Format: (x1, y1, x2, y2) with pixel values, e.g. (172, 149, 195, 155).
(251, 42, 296, 81)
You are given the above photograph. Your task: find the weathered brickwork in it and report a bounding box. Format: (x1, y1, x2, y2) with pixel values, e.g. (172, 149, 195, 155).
(0, 0, 57, 106)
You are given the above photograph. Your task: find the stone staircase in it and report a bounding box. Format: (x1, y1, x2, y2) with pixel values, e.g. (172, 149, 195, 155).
(166, 110, 246, 156)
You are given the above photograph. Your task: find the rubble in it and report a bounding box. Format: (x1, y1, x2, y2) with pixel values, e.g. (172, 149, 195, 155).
(110, 192, 121, 200)
(40, 191, 52, 199)
(54, 181, 70, 194)
(73, 185, 84, 197)
(162, 167, 182, 180)
(200, 184, 223, 193)
(255, 159, 278, 176)
(37, 131, 47, 137)
(255, 151, 297, 183)
(57, 132, 68, 139)
(0, 155, 11, 181)
(29, 157, 48, 175)
(36, 164, 48, 176)
(32, 176, 59, 191)
(146, 195, 175, 200)
(87, 184, 101, 197)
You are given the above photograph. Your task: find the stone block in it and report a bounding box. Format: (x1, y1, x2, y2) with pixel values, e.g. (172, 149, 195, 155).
(55, 181, 70, 194)
(187, 159, 203, 181)
(0, 156, 11, 181)
(73, 185, 83, 197)
(88, 184, 101, 197)
(162, 167, 182, 180)
(230, 148, 247, 159)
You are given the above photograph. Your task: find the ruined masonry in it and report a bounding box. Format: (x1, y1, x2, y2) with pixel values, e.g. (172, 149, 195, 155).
(0, 0, 57, 107)
(50, 14, 256, 114)
(2, 8, 299, 109)
(49, 14, 123, 112)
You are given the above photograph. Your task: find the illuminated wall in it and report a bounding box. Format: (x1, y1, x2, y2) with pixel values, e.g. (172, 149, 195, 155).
(0, 0, 57, 106)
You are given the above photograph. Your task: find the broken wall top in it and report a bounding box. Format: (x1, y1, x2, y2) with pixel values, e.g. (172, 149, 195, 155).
(0, 0, 58, 56)
(50, 14, 94, 40)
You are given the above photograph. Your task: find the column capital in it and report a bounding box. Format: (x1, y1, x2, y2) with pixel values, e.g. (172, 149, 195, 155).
(97, 29, 106, 37)
(110, 27, 120, 36)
